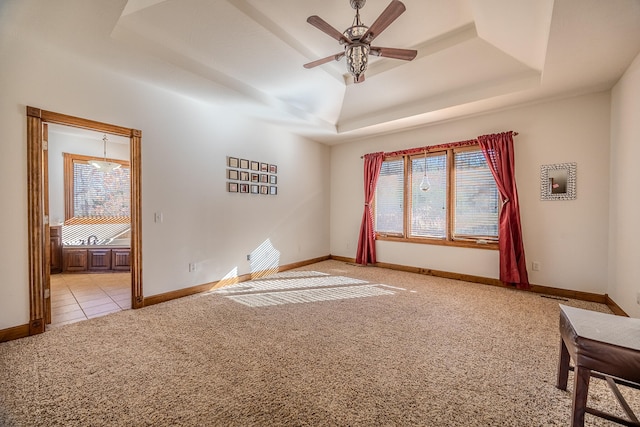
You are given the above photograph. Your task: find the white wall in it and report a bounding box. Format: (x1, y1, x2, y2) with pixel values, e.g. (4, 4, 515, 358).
(331, 92, 611, 294)
(610, 51, 640, 318)
(0, 34, 330, 329)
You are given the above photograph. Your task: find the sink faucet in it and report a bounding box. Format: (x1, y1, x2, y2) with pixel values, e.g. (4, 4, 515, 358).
(87, 235, 98, 245)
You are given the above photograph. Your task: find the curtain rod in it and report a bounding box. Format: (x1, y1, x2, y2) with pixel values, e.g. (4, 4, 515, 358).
(360, 131, 518, 159)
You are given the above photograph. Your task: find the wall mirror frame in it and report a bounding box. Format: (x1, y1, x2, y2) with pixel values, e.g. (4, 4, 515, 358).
(540, 162, 576, 201)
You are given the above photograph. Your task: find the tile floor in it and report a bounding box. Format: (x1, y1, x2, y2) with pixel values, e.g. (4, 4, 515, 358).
(49, 273, 131, 329)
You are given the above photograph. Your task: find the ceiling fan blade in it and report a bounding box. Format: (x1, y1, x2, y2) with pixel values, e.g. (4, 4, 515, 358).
(370, 47, 417, 61)
(354, 74, 365, 84)
(307, 16, 351, 44)
(360, 0, 406, 44)
(303, 52, 346, 69)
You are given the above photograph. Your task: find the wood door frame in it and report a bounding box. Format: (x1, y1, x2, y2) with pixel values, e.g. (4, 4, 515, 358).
(42, 123, 51, 325)
(26, 106, 143, 335)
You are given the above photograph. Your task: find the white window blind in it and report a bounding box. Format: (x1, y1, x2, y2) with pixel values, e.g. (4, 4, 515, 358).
(375, 159, 404, 235)
(453, 150, 499, 241)
(73, 162, 130, 219)
(410, 153, 447, 238)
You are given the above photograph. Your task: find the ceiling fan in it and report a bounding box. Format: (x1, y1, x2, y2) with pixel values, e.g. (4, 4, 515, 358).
(304, 0, 417, 84)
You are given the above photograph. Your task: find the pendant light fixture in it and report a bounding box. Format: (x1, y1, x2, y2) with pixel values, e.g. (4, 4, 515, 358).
(419, 149, 431, 192)
(88, 134, 121, 172)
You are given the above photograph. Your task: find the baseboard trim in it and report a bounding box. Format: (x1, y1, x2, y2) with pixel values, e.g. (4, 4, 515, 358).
(332, 255, 505, 286)
(143, 280, 240, 307)
(0, 323, 30, 343)
(143, 255, 331, 307)
(330, 255, 359, 264)
(529, 284, 605, 304)
(376, 261, 505, 287)
(605, 294, 629, 317)
(329, 255, 614, 308)
(279, 256, 331, 271)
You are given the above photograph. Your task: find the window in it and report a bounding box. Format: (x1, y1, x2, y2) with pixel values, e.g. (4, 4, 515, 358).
(411, 153, 447, 239)
(64, 153, 130, 224)
(374, 146, 499, 249)
(453, 150, 499, 240)
(375, 159, 404, 235)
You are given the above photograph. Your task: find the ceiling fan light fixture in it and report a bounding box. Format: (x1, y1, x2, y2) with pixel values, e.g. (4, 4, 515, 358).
(304, 0, 416, 84)
(346, 43, 369, 81)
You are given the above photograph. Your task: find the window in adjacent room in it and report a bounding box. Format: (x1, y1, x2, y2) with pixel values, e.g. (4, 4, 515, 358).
(374, 146, 499, 249)
(63, 153, 130, 224)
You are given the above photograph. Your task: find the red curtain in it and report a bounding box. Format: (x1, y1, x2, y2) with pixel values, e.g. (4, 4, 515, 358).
(356, 152, 384, 265)
(478, 132, 529, 289)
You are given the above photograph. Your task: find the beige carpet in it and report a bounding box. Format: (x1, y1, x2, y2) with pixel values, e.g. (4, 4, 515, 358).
(0, 260, 637, 426)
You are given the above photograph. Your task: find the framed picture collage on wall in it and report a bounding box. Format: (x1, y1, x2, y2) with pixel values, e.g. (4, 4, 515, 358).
(227, 157, 278, 195)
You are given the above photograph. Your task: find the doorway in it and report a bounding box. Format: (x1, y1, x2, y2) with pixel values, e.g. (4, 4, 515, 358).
(48, 124, 132, 327)
(26, 106, 143, 335)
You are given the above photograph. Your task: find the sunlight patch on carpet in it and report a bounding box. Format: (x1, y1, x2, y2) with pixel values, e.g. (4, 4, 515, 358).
(215, 271, 401, 307)
(378, 284, 407, 291)
(226, 285, 395, 307)
(254, 271, 329, 279)
(215, 275, 369, 294)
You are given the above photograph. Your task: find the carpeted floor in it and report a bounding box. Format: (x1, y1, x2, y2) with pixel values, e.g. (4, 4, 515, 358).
(0, 260, 637, 426)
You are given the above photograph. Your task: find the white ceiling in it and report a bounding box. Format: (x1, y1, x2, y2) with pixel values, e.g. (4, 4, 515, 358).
(4, 0, 640, 144)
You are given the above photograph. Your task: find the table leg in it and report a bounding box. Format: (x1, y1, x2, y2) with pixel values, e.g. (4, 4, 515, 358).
(557, 339, 570, 390)
(571, 365, 591, 427)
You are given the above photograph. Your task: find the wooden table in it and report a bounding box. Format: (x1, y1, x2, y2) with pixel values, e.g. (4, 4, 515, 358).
(556, 304, 640, 426)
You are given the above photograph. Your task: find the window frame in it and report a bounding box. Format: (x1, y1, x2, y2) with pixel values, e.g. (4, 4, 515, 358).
(374, 145, 500, 250)
(63, 152, 131, 225)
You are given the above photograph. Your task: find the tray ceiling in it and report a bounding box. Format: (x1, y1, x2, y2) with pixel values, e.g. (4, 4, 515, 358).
(4, 0, 640, 144)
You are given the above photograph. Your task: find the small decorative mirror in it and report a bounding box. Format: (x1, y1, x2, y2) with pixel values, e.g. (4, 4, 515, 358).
(540, 162, 576, 200)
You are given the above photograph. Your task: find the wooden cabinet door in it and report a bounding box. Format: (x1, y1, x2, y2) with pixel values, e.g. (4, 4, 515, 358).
(111, 249, 131, 271)
(63, 249, 88, 272)
(88, 249, 112, 271)
(49, 226, 62, 274)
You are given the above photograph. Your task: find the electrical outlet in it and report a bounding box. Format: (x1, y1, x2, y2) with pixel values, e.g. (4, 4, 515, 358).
(189, 262, 196, 272)
(532, 261, 541, 271)
(247, 254, 251, 261)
